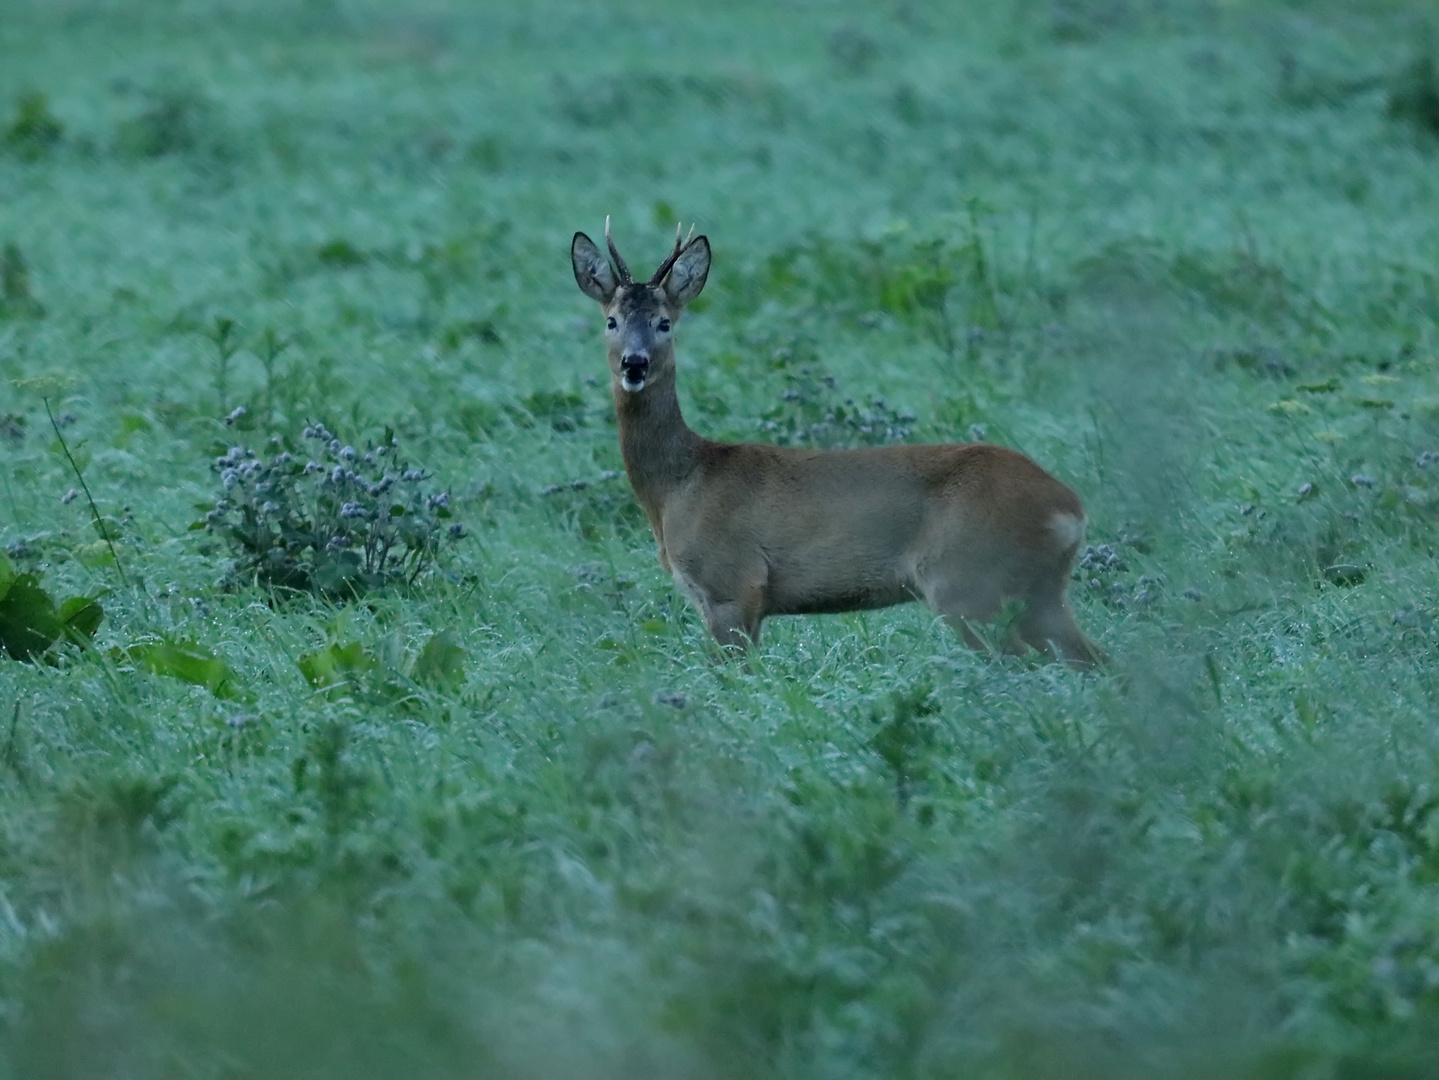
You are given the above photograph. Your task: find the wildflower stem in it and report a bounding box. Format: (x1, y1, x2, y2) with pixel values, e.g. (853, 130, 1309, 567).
(45, 397, 129, 587)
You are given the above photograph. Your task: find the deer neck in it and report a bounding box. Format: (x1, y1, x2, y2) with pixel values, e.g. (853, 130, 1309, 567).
(613, 363, 700, 514)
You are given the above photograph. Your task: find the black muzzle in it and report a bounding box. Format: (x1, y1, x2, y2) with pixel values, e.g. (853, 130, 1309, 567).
(620, 355, 649, 392)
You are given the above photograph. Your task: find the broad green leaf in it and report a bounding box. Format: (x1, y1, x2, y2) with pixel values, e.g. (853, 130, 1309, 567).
(297, 640, 375, 689)
(412, 630, 467, 691)
(116, 411, 152, 438)
(50, 439, 89, 472)
(59, 595, 104, 641)
(0, 552, 15, 602)
(73, 540, 116, 568)
(311, 550, 361, 594)
(91, 515, 125, 540)
(0, 573, 62, 661)
(125, 640, 245, 700)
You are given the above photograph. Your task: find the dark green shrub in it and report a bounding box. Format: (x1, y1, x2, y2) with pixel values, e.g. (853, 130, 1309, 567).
(200, 423, 464, 596)
(1390, 48, 1439, 137)
(115, 82, 233, 163)
(3, 92, 63, 160)
(0, 243, 44, 320)
(0, 553, 103, 662)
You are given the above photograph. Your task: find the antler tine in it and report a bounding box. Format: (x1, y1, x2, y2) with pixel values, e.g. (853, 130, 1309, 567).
(605, 215, 632, 285)
(649, 221, 688, 286)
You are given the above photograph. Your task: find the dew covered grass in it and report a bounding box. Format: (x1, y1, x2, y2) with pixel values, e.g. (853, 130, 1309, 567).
(2, 1, 1439, 1077)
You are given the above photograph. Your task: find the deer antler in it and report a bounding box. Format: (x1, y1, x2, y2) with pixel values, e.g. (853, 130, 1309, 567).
(649, 222, 689, 286)
(605, 215, 632, 285)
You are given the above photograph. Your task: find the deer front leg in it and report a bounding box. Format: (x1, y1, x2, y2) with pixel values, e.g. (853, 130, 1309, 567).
(673, 563, 766, 652)
(700, 585, 766, 651)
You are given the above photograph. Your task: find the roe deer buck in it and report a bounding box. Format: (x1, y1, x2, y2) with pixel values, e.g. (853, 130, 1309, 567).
(571, 219, 1103, 665)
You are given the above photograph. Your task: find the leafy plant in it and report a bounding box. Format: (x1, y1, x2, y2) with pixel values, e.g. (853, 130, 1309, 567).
(411, 630, 467, 690)
(507, 389, 587, 432)
(298, 718, 371, 837)
(116, 82, 219, 158)
(296, 630, 467, 700)
(758, 366, 915, 448)
(199, 422, 464, 596)
(255, 327, 290, 425)
(43, 397, 128, 584)
(869, 681, 941, 809)
(0, 242, 44, 320)
(0, 553, 103, 662)
(539, 469, 647, 542)
(734, 216, 1003, 356)
(316, 239, 369, 268)
(827, 26, 880, 75)
(297, 639, 376, 693)
(1390, 45, 1439, 137)
(114, 639, 245, 700)
(3, 92, 63, 160)
(206, 316, 240, 416)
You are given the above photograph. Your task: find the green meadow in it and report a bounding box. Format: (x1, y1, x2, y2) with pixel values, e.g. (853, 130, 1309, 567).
(2, 0, 1439, 1075)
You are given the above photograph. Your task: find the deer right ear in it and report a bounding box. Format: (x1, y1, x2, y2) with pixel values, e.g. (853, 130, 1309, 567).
(572, 233, 617, 303)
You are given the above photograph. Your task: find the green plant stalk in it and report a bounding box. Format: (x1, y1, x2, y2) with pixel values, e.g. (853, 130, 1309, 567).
(936, 287, 957, 360)
(1, 457, 19, 526)
(1, 700, 20, 773)
(259, 328, 288, 426)
(964, 198, 1003, 331)
(45, 397, 128, 587)
(210, 316, 237, 416)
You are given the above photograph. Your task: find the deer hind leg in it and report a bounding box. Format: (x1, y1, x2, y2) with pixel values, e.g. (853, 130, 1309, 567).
(1017, 515, 1106, 668)
(917, 577, 1022, 655)
(929, 583, 1100, 666)
(1014, 598, 1105, 667)
(919, 555, 1100, 665)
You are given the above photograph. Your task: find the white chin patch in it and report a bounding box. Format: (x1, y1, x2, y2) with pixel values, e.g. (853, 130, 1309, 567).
(621, 375, 646, 392)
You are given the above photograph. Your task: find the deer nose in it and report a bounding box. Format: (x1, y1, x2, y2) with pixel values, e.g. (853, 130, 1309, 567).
(620, 352, 650, 391)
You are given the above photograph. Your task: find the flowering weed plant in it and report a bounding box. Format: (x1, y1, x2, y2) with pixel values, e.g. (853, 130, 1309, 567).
(200, 423, 463, 596)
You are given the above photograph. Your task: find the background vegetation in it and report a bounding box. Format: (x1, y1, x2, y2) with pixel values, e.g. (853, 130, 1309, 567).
(2, 0, 1438, 1076)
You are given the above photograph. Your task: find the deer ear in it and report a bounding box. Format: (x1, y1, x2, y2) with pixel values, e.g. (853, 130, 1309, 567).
(572, 232, 616, 303)
(662, 236, 710, 307)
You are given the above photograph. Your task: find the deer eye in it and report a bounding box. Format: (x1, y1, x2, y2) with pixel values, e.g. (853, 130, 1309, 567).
(606, 317, 618, 331)
(657, 318, 671, 333)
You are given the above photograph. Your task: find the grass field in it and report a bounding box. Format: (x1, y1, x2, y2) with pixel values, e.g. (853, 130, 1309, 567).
(2, 1, 1439, 1076)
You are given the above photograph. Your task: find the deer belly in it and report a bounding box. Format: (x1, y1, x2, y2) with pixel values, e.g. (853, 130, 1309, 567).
(762, 543, 918, 616)
(771, 582, 916, 616)
(757, 491, 923, 614)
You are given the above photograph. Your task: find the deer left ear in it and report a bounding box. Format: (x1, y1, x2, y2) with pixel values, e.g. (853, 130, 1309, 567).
(662, 236, 710, 307)
(572, 232, 617, 303)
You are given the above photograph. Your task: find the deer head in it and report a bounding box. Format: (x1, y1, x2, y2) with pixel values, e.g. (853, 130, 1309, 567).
(572, 218, 711, 393)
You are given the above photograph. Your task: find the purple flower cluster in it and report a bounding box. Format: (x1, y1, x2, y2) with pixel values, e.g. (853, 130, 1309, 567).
(202, 423, 464, 595)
